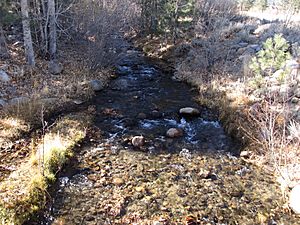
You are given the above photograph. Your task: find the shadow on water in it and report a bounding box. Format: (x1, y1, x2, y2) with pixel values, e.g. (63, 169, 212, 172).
(33, 48, 298, 225)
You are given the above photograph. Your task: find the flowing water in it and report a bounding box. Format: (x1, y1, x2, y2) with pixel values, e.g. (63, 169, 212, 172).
(38, 49, 298, 224)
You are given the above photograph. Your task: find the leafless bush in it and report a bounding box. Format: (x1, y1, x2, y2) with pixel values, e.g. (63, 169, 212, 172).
(70, 0, 140, 69)
(194, 0, 238, 35)
(259, 22, 300, 44)
(173, 0, 240, 80)
(247, 87, 300, 191)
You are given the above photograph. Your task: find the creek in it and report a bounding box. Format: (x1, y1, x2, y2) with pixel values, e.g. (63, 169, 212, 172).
(38, 48, 297, 224)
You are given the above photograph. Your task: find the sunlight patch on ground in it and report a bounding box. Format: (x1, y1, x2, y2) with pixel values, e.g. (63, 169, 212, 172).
(242, 9, 300, 22)
(0, 117, 29, 140)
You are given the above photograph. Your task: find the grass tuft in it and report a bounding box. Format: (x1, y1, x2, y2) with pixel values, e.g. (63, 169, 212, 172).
(0, 112, 93, 225)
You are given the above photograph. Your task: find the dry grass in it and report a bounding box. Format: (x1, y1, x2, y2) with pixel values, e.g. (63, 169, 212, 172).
(0, 111, 93, 225)
(0, 39, 111, 149)
(0, 117, 29, 140)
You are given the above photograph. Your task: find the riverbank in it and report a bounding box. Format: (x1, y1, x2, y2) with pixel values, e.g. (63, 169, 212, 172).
(37, 44, 299, 224)
(0, 32, 112, 224)
(133, 14, 300, 215)
(0, 111, 94, 224)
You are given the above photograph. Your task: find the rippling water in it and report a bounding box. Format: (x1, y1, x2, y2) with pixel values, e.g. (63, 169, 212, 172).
(34, 48, 298, 225)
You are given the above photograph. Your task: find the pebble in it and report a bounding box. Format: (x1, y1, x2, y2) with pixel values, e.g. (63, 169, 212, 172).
(112, 177, 125, 186)
(135, 186, 145, 192)
(73, 99, 84, 105)
(240, 150, 250, 158)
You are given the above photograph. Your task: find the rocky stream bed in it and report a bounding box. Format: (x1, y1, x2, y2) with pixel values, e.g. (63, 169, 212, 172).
(34, 48, 299, 224)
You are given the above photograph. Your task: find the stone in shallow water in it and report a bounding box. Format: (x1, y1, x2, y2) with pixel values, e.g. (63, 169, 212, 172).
(150, 110, 162, 119)
(290, 184, 300, 214)
(132, 135, 145, 147)
(111, 78, 128, 90)
(166, 128, 183, 138)
(179, 107, 200, 116)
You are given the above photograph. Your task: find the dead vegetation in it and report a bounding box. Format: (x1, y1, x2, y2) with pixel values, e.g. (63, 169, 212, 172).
(0, 111, 93, 225)
(1, 0, 300, 221)
(136, 0, 300, 212)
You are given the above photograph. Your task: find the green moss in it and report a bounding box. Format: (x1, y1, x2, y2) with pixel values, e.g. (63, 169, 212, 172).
(44, 146, 67, 174)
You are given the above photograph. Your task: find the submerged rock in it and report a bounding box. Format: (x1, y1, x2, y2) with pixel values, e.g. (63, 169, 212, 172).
(89, 79, 104, 92)
(116, 65, 132, 75)
(290, 184, 300, 214)
(132, 136, 145, 148)
(149, 110, 162, 119)
(166, 128, 183, 138)
(111, 78, 128, 90)
(179, 107, 200, 116)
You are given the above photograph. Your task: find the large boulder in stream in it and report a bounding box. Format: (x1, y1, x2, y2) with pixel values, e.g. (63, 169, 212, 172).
(179, 107, 200, 116)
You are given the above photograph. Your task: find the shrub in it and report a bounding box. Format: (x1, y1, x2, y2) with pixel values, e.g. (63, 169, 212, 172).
(250, 34, 291, 78)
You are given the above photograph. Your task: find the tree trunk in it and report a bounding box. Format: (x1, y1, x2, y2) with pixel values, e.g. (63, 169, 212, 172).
(0, 23, 9, 58)
(174, 0, 179, 43)
(33, 0, 46, 55)
(48, 0, 57, 60)
(41, 0, 49, 55)
(21, 0, 35, 66)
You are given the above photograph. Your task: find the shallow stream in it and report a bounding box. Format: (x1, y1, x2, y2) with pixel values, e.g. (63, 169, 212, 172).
(38, 48, 298, 224)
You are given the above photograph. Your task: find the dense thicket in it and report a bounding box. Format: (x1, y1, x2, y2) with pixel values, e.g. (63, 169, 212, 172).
(1, 0, 300, 66)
